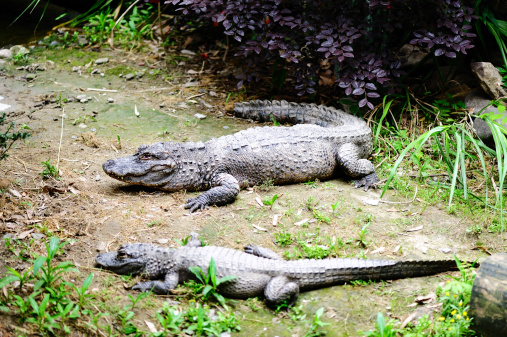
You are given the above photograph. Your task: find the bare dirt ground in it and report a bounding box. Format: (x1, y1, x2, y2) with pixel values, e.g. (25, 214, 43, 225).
(0, 45, 500, 336)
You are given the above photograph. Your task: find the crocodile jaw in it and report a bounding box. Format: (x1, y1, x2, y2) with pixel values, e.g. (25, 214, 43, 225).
(95, 251, 146, 275)
(102, 156, 176, 188)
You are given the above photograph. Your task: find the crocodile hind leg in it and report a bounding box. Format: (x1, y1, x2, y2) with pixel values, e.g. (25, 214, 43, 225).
(336, 143, 379, 191)
(244, 244, 283, 260)
(184, 173, 240, 212)
(264, 276, 300, 307)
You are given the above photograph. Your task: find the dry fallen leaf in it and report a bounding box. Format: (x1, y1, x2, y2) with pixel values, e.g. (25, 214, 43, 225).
(406, 225, 423, 232)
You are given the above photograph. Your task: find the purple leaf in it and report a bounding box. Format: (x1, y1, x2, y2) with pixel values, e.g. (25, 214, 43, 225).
(359, 98, 367, 107)
(352, 88, 365, 95)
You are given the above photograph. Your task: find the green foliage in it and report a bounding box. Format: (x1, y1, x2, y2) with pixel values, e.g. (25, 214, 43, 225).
(305, 307, 330, 337)
(475, 0, 507, 69)
(362, 258, 476, 337)
(188, 258, 237, 308)
(0, 237, 94, 334)
(263, 193, 279, 208)
(381, 118, 507, 232)
(0, 113, 31, 162)
(40, 159, 59, 179)
(274, 229, 294, 247)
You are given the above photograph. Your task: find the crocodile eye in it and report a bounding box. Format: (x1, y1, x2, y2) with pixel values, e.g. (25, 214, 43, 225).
(140, 153, 157, 160)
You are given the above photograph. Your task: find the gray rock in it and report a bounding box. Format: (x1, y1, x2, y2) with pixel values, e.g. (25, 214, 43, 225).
(77, 35, 89, 45)
(107, 98, 114, 103)
(95, 58, 109, 65)
(49, 41, 61, 47)
(125, 73, 136, 80)
(194, 113, 207, 119)
(0, 49, 13, 59)
(31, 233, 45, 240)
(471, 62, 507, 100)
(466, 88, 507, 148)
(136, 71, 145, 78)
(398, 44, 430, 68)
(25, 74, 36, 81)
(10, 45, 29, 57)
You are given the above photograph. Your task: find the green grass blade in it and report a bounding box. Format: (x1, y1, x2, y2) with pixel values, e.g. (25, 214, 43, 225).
(374, 97, 393, 148)
(448, 132, 462, 209)
(381, 126, 448, 198)
(9, 0, 41, 27)
(459, 130, 468, 201)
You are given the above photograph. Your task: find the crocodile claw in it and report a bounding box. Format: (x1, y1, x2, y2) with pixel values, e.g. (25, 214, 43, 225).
(353, 172, 379, 191)
(184, 196, 210, 213)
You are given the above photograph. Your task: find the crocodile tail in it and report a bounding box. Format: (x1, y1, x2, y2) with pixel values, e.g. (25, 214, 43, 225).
(233, 100, 361, 127)
(384, 259, 460, 280)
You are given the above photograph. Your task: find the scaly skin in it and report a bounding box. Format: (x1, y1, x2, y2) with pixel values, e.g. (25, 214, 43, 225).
(96, 233, 459, 307)
(103, 100, 379, 212)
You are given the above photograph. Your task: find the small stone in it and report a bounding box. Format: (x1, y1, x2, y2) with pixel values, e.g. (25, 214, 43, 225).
(136, 71, 145, 77)
(209, 91, 217, 97)
(421, 246, 428, 254)
(79, 99, 88, 103)
(157, 239, 169, 244)
(159, 102, 166, 108)
(91, 69, 99, 74)
(90, 128, 96, 132)
(0, 49, 13, 59)
(125, 73, 136, 80)
(439, 248, 452, 254)
(76, 94, 87, 100)
(25, 74, 36, 81)
(49, 40, 61, 47)
(77, 35, 89, 45)
(72, 66, 81, 72)
(92, 110, 99, 115)
(107, 98, 114, 103)
(31, 233, 45, 240)
(223, 126, 229, 129)
(96, 241, 107, 252)
(71, 135, 78, 139)
(95, 175, 101, 181)
(180, 49, 196, 56)
(10, 45, 29, 57)
(95, 57, 109, 65)
(78, 123, 87, 128)
(194, 113, 207, 119)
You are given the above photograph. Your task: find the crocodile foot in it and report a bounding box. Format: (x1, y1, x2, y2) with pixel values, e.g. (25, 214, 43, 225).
(184, 195, 210, 213)
(353, 172, 379, 191)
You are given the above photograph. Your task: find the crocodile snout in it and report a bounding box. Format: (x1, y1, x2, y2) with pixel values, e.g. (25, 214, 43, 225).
(102, 159, 115, 173)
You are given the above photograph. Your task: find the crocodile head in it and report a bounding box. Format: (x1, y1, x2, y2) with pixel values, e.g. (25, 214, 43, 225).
(103, 142, 180, 190)
(95, 243, 153, 275)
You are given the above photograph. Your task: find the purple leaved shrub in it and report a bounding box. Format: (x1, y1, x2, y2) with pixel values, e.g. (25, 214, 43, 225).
(167, 0, 477, 109)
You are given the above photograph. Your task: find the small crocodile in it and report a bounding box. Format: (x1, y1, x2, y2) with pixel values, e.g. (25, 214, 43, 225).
(102, 100, 378, 212)
(96, 233, 460, 306)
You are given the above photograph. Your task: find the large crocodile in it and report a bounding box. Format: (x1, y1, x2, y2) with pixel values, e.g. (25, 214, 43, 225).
(102, 100, 378, 212)
(96, 233, 460, 306)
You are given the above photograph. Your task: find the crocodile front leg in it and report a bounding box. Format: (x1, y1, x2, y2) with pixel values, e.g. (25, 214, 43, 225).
(184, 173, 240, 212)
(264, 275, 300, 307)
(132, 271, 179, 294)
(244, 244, 283, 260)
(336, 143, 379, 191)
